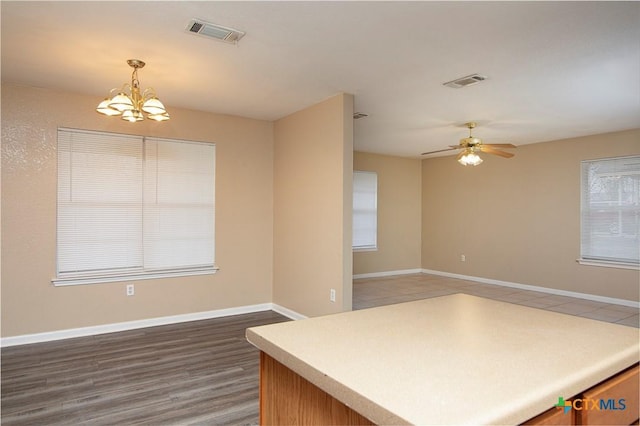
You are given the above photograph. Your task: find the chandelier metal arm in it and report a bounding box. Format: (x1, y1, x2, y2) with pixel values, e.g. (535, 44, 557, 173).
(141, 87, 159, 102)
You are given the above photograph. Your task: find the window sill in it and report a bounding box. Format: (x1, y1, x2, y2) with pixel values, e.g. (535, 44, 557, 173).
(353, 247, 378, 253)
(52, 266, 219, 286)
(576, 259, 639, 271)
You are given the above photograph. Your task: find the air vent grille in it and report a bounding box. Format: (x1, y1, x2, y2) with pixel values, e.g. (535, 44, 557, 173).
(186, 19, 245, 44)
(443, 74, 487, 88)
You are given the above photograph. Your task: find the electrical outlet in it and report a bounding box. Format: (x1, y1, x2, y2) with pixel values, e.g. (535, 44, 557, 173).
(460, 254, 466, 262)
(126, 284, 135, 296)
(330, 288, 336, 302)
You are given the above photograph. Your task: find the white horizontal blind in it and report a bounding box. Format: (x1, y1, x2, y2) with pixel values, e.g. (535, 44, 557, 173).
(57, 129, 144, 276)
(580, 155, 640, 265)
(353, 171, 377, 250)
(144, 138, 215, 271)
(57, 128, 216, 282)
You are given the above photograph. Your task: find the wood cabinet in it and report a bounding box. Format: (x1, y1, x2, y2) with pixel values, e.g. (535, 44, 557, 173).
(524, 405, 574, 425)
(261, 355, 638, 426)
(260, 352, 374, 426)
(524, 364, 639, 426)
(578, 364, 639, 425)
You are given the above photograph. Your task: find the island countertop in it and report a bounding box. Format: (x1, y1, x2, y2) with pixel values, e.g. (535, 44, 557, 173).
(246, 294, 639, 425)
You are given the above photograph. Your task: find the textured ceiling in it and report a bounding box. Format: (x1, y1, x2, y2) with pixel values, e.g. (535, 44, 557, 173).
(2, 1, 639, 157)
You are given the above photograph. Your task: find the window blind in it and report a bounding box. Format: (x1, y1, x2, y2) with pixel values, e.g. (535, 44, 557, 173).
(57, 129, 144, 276)
(353, 171, 377, 250)
(580, 155, 640, 266)
(56, 128, 216, 283)
(143, 138, 215, 271)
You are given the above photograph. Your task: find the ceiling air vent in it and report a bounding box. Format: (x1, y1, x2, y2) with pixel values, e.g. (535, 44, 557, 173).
(186, 19, 245, 44)
(443, 74, 487, 89)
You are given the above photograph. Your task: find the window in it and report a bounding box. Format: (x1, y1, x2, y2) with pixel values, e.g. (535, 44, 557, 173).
(353, 171, 377, 250)
(55, 128, 216, 285)
(580, 155, 640, 268)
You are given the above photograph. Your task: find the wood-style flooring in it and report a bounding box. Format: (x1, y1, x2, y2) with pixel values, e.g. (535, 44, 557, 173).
(1, 311, 288, 425)
(2, 273, 638, 425)
(354, 273, 639, 327)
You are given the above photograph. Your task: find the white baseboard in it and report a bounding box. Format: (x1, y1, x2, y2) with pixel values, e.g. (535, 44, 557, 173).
(1, 302, 306, 348)
(5, 271, 634, 348)
(421, 268, 640, 308)
(353, 268, 423, 280)
(272, 304, 307, 320)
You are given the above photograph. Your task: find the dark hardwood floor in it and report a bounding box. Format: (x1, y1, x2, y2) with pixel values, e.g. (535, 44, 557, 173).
(1, 311, 288, 425)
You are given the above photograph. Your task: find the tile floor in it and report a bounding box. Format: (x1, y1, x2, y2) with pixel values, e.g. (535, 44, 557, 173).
(353, 273, 639, 328)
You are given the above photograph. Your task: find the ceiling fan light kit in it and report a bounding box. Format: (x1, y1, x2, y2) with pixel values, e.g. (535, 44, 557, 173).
(421, 122, 516, 166)
(458, 148, 483, 166)
(96, 59, 170, 122)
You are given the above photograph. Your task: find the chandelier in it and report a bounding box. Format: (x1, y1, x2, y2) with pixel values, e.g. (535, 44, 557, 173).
(458, 147, 483, 166)
(96, 59, 169, 122)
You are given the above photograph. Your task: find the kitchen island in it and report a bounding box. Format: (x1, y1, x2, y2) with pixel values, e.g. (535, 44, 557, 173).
(246, 294, 639, 425)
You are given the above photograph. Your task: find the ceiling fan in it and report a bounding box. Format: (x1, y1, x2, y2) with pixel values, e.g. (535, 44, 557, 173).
(421, 122, 516, 166)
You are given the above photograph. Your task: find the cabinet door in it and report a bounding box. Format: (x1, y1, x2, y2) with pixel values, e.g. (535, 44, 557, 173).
(578, 365, 639, 425)
(523, 406, 574, 425)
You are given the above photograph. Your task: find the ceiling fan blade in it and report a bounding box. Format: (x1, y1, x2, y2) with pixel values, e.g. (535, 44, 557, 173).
(479, 145, 515, 158)
(483, 143, 516, 149)
(421, 147, 459, 156)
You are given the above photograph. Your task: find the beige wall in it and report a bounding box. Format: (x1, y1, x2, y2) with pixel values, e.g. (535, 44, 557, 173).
(2, 82, 636, 339)
(353, 152, 422, 275)
(421, 129, 640, 302)
(1, 84, 275, 337)
(273, 93, 354, 316)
